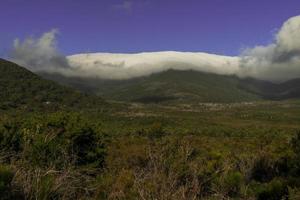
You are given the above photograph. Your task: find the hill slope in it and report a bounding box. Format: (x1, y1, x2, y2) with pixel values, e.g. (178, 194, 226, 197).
(239, 77, 300, 100)
(0, 59, 104, 110)
(40, 70, 262, 103)
(40, 69, 300, 104)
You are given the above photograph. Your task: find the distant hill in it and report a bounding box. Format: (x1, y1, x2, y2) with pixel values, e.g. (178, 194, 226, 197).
(0, 59, 105, 111)
(39, 69, 261, 103)
(39, 69, 300, 104)
(239, 77, 300, 100)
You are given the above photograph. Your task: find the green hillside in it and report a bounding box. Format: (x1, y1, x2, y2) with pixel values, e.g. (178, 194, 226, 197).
(40, 69, 261, 103)
(41, 69, 300, 104)
(0, 59, 105, 111)
(239, 77, 300, 100)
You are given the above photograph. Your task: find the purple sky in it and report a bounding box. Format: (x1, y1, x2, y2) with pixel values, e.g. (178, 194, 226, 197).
(0, 0, 299, 56)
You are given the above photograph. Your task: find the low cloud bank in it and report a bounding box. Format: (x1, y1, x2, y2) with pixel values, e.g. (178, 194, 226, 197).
(9, 15, 300, 82)
(67, 52, 239, 79)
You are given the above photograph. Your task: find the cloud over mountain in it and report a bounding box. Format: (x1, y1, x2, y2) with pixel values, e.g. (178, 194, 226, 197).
(67, 52, 239, 79)
(9, 15, 300, 82)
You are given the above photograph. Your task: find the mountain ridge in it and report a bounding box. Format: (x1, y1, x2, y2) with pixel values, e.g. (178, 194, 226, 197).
(39, 68, 300, 104)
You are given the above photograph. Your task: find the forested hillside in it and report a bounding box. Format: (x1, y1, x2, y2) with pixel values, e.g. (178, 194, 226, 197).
(0, 59, 105, 111)
(40, 70, 261, 103)
(41, 69, 300, 104)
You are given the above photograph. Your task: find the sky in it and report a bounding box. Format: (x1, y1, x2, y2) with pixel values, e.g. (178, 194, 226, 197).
(1, 0, 300, 56)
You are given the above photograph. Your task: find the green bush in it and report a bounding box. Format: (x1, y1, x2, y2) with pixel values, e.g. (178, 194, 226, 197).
(290, 131, 300, 176)
(31, 174, 59, 200)
(0, 121, 23, 153)
(251, 156, 276, 182)
(223, 171, 244, 197)
(0, 113, 106, 169)
(67, 126, 106, 167)
(256, 179, 288, 200)
(0, 165, 23, 200)
(23, 133, 67, 168)
(147, 122, 166, 140)
(0, 165, 14, 193)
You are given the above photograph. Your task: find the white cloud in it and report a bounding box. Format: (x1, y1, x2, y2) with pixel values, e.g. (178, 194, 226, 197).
(9, 30, 240, 80)
(9, 15, 300, 82)
(67, 52, 239, 79)
(10, 29, 71, 74)
(239, 15, 300, 81)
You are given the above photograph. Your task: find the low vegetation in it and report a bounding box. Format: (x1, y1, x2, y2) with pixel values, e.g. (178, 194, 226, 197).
(1, 100, 300, 199)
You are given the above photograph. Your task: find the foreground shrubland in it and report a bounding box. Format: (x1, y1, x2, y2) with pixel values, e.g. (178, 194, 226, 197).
(0, 111, 300, 199)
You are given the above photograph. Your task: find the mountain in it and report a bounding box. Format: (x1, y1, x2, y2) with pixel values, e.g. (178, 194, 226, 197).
(39, 68, 300, 104)
(0, 59, 105, 111)
(239, 77, 300, 100)
(40, 69, 262, 103)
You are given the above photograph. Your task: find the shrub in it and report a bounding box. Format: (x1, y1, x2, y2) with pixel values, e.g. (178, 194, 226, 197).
(288, 187, 300, 200)
(223, 171, 244, 197)
(30, 174, 59, 200)
(251, 156, 276, 182)
(0, 165, 14, 194)
(256, 179, 288, 200)
(290, 131, 300, 176)
(0, 121, 23, 153)
(23, 133, 67, 168)
(67, 126, 106, 167)
(0, 113, 106, 169)
(147, 122, 166, 140)
(0, 165, 23, 200)
(291, 131, 300, 156)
